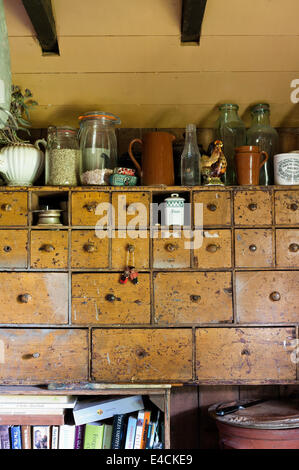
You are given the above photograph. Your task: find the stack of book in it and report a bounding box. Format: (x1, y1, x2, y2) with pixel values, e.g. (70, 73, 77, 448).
(0, 395, 164, 449)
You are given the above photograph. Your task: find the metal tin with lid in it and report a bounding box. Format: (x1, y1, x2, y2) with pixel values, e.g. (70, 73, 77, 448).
(164, 193, 185, 226)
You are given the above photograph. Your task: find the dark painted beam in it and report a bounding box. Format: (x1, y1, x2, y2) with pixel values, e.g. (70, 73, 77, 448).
(22, 0, 59, 54)
(181, 0, 207, 44)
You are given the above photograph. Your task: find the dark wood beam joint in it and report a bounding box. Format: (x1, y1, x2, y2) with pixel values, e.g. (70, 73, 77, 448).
(22, 0, 59, 54)
(181, 0, 207, 44)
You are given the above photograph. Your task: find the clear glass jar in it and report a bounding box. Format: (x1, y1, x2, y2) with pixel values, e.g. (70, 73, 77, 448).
(45, 126, 80, 186)
(78, 111, 121, 185)
(214, 104, 246, 185)
(246, 103, 279, 185)
(180, 123, 201, 186)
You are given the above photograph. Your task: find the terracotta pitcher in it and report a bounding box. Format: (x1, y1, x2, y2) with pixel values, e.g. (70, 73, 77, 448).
(235, 145, 269, 185)
(128, 132, 175, 185)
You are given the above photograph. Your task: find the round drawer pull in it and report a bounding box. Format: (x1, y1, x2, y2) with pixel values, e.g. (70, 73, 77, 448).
(105, 294, 121, 302)
(248, 203, 257, 211)
(32, 352, 40, 358)
(270, 291, 281, 302)
(289, 243, 299, 253)
(207, 203, 217, 212)
(40, 244, 55, 253)
(190, 295, 201, 302)
(206, 244, 218, 253)
(84, 243, 96, 253)
(136, 348, 147, 358)
(249, 244, 257, 252)
(241, 349, 250, 356)
(166, 243, 177, 253)
(3, 245, 12, 253)
(127, 244, 135, 253)
(1, 203, 12, 212)
(290, 203, 298, 212)
(18, 293, 32, 304)
(84, 203, 97, 212)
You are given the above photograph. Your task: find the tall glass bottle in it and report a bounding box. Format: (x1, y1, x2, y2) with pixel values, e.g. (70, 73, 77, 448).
(180, 123, 201, 186)
(246, 103, 278, 185)
(214, 104, 246, 185)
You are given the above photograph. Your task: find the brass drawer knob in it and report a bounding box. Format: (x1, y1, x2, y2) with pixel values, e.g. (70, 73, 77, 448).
(22, 352, 40, 360)
(84, 243, 96, 253)
(3, 245, 12, 253)
(206, 244, 218, 253)
(127, 244, 135, 253)
(166, 243, 177, 253)
(207, 203, 217, 212)
(249, 244, 257, 252)
(40, 244, 55, 253)
(289, 243, 299, 253)
(248, 203, 257, 211)
(290, 203, 298, 211)
(18, 293, 32, 303)
(270, 291, 281, 302)
(1, 203, 12, 212)
(84, 202, 97, 212)
(136, 348, 147, 358)
(190, 295, 201, 302)
(32, 352, 40, 358)
(105, 294, 121, 303)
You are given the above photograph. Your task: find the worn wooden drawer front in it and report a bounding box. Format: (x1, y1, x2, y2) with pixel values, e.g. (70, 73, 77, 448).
(71, 230, 109, 269)
(0, 273, 68, 324)
(193, 191, 231, 227)
(196, 328, 296, 382)
(153, 230, 191, 269)
(72, 273, 151, 324)
(92, 328, 193, 382)
(275, 191, 299, 225)
(72, 191, 110, 226)
(0, 192, 27, 226)
(112, 230, 149, 270)
(31, 230, 68, 269)
(276, 229, 299, 268)
(154, 272, 233, 324)
(235, 229, 274, 268)
(234, 190, 272, 226)
(236, 271, 299, 323)
(112, 192, 150, 228)
(193, 229, 232, 268)
(0, 329, 88, 384)
(0, 230, 28, 268)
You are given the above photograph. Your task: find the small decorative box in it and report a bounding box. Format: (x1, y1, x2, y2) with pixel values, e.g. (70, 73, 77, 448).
(114, 167, 136, 176)
(109, 173, 138, 186)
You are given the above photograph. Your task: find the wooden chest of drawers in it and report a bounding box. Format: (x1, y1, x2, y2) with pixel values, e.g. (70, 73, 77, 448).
(0, 185, 298, 385)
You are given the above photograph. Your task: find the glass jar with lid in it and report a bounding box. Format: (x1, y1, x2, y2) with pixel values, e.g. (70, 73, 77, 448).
(45, 126, 80, 186)
(78, 111, 121, 185)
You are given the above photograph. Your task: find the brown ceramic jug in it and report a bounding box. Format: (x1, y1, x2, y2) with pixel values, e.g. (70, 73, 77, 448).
(128, 132, 175, 185)
(235, 145, 269, 185)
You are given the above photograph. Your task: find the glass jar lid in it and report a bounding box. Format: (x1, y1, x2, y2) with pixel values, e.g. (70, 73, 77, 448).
(219, 103, 239, 111)
(78, 111, 121, 125)
(251, 103, 270, 114)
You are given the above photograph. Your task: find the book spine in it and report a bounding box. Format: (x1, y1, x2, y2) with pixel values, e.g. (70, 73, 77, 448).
(0, 425, 10, 449)
(11, 425, 22, 449)
(140, 411, 151, 449)
(51, 426, 59, 449)
(133, 411, 145, 449)
(111, 415, 125, 449)
(145, 423, 152, 449)
(74, 425, 85, 449)
(21, 425, 31, 449)
(124, 417, 137, 449)
(102, 424, 113, 449)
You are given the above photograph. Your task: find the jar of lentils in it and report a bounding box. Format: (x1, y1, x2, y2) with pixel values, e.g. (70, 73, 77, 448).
(45, 126, 81, 185)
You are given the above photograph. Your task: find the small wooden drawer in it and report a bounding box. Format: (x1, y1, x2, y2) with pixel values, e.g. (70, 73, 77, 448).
(72, 273, 151, 324)
(0, 192, 27, 226)
(196, 327, 296, 382)
(234, 190, 273, 226)
(234, 229, 274, 268)
(0, 273, 68, 324)
(153, 272, 233, 324)
(111, 230, 149, 270)
(31, 230, 68, 269)
(71, 230, 109, 269)
(112, 191, 150, 229)
(71, 191, 110, 226)
(235, 271, 299, 323)
(276, 229, 299, 268)
(193, 229, 232, 269)
(153, 230, 191, 269)
(275, 191, 299, 225)
(0, 328, 88, 384)
(193, 190, 231, 227)
(92, 328, 193, 383)
(0, 230, 28, 268)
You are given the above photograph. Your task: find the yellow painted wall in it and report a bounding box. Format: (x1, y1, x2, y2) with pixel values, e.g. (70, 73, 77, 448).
(4, 0, 299, 128)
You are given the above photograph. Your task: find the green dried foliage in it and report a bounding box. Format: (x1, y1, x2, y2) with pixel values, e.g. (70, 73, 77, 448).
(0, 85, 38, 146)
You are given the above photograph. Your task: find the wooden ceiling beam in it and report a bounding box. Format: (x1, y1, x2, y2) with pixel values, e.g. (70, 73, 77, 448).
(181, 0, 207, 44)
(21, 0, 59, 54)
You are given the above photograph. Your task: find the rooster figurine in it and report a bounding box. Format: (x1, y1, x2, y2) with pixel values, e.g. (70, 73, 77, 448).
(201, 140, 227, 185)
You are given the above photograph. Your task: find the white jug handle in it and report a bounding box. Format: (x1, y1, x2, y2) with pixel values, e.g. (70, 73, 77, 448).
(34, 139, 47, 151)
